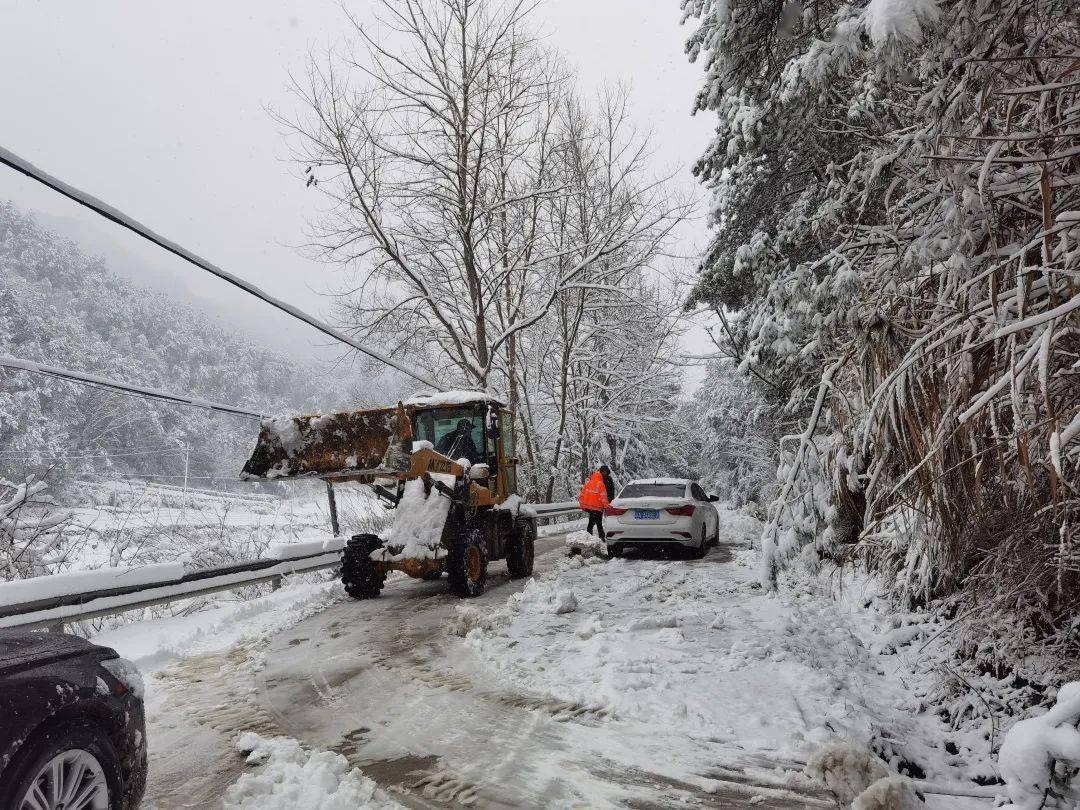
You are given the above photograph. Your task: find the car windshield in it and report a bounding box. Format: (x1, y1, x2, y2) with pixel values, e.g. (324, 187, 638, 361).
(618, 483, 686, 499)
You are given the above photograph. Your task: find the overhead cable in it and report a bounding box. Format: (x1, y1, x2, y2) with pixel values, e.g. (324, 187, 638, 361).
(0, 145, 443, 391)
(0, 355, 265, 420)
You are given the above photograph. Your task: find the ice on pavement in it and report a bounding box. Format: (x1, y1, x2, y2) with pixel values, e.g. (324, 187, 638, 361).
(225, 732, 403, 809)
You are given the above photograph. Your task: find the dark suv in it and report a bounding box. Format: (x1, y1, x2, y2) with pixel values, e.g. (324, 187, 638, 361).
(0, 630, 147, 810)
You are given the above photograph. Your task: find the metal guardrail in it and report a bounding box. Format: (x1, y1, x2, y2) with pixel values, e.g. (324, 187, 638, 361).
(0, 549, 342, 631)
(0, 502, 583, 630)
(531, 501, 580, 521)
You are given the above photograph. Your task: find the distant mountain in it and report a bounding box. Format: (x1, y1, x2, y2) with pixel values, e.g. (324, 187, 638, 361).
(0, 202, 406, 488)
(30, 209, 330, 362)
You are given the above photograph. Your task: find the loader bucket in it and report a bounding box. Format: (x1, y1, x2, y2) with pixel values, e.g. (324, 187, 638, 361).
(240, 405, 408, 481)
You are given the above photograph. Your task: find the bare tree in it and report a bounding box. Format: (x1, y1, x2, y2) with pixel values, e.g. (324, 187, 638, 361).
(281, 0, 688, 390)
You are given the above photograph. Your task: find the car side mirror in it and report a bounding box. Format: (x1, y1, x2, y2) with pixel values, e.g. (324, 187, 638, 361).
(708, 494, 720, 502)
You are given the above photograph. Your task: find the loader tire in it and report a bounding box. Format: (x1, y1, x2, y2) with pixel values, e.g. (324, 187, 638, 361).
(447, 522, 488, 598)
(507, 517, 535, 578)
(341, 533, 385, 600)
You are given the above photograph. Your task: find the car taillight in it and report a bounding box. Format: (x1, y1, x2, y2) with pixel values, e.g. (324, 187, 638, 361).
(665, 505, 695, 516)
(605, 507, 627, 516)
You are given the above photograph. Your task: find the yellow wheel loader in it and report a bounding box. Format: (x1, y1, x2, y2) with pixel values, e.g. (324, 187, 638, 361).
(240, 392, 536, 598)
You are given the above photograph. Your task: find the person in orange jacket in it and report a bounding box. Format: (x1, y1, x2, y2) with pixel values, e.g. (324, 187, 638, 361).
(578, 465, 615, 541)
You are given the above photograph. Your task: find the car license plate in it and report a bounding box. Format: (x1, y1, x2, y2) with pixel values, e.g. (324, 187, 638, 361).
(634, 509, 660, 520)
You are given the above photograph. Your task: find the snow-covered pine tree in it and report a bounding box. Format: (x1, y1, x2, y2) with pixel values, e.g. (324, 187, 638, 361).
(683, 0, 1079, 671)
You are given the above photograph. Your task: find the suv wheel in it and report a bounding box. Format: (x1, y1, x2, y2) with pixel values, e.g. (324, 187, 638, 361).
(2, 722, 122, 810)
(689, 528, 707, 560)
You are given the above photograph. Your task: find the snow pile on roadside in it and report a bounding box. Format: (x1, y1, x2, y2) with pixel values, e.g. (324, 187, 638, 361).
(224, 732, 402, 809)
(564, 529, 605, 556)
(373, 474, 455, 561)
(508, 572, 583, 615)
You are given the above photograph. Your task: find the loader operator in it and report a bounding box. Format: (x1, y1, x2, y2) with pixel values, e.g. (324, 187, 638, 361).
(436, 418, 481, 464)
(578, 465, 615, 541)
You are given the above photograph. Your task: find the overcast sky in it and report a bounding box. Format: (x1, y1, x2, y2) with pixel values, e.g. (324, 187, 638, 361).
(0, 0, 715, 388)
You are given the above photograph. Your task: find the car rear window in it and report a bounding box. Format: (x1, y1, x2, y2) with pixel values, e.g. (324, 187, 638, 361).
(619, 483, 686, 498)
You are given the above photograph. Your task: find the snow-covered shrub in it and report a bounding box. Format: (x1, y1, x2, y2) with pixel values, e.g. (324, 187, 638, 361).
(0, 474, 71, 579)
(998, 682, 1080, 809)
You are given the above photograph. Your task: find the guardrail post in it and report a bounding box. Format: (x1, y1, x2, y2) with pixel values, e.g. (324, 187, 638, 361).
(325, 480, 340, 537)
(271, 575, 282, 591)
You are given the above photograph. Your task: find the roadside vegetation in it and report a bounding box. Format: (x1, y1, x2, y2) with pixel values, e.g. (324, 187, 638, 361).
(680, 0, 1079, 751)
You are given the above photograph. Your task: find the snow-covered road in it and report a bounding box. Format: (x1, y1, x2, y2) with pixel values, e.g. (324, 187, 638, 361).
(110, 511, 992, 809)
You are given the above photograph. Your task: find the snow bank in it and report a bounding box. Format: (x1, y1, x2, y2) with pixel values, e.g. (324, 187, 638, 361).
(0, 562, 186, 605)
(998, 681, 1080, 808)
(372, 474, 455, 561)
(225, 733, 402, 809)
(506, 576, 581, 616)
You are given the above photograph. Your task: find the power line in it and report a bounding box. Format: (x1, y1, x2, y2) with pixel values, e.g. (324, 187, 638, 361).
(0, 145, 443, 392)
(0, 355, 265, 420)
(0, 443, 183, 455)
(0, 450, 185, 460)
(0, 446, 183, 456)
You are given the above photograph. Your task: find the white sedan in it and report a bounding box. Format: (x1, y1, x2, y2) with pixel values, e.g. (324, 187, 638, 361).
(603, 478, 720, 558)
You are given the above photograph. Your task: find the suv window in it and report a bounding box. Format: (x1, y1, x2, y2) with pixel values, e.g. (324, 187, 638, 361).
(690, 484, 707, 501)
(619, 483, 687, 499)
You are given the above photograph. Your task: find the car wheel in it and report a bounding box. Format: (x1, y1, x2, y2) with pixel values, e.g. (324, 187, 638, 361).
(689, 528, 707, 560)
(1, 721, 123, 810)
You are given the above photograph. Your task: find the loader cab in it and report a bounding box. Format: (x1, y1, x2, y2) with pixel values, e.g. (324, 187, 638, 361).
(409, 397, 517, 503)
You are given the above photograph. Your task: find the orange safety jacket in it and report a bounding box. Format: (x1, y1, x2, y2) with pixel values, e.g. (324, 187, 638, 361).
(578, 471, 611, 512)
